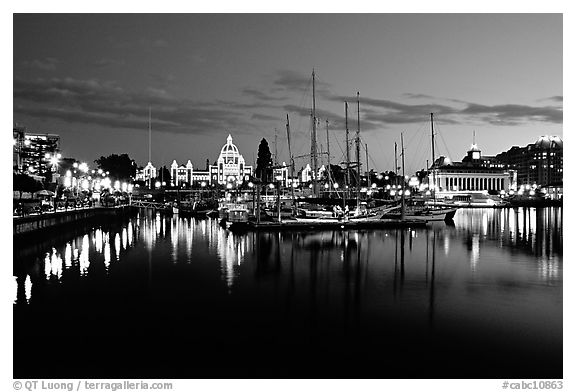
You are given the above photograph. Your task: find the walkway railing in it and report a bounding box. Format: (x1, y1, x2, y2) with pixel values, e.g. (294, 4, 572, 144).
(130, 200, 168, 210)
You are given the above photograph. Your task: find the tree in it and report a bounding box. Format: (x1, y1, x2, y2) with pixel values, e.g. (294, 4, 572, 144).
(158, 166, 171, 186)
(256, 138, 272, 183)
(13, 173, 43, 199)
(94, 154, 137, 181)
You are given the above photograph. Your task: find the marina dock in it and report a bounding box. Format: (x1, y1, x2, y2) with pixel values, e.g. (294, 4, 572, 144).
(229, 218, 428, 231)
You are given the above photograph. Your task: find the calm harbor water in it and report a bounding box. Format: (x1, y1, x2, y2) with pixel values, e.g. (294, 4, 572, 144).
(13, 207, 562, 379)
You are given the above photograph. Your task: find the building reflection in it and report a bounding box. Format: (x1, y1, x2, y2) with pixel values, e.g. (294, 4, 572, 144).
(13, 207, 562, 306)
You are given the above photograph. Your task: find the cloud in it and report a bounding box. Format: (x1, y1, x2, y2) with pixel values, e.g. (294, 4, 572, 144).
(13, 76, 257, 135)
(21, 57, 59, 71)
(461, 103, 562, 125)
(403, 93, 437, 100)
(545, 95, 563, 103)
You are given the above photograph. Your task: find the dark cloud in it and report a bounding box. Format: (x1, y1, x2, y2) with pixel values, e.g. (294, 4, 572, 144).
(21, 57, 59, 71)
(13, 76, 256, 135)
(13, 74, 563, 142)
(461, 103, 562, 125)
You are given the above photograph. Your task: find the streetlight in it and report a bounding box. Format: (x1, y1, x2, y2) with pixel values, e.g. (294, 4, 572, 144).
(248, 182, 255, 212)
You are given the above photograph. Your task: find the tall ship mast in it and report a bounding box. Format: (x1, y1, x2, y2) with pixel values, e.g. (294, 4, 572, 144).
(355, 92, 361, 210)
(310, 69, 319, 198)
(430, 112, 436, 204)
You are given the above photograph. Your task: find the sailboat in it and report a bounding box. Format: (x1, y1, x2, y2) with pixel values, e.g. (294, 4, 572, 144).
(382, 114, 457, 222)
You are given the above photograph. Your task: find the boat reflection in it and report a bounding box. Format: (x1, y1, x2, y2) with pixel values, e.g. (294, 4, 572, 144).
(13, 207, 561, 306)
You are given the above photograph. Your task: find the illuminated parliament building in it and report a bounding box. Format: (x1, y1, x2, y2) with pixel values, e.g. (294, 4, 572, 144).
(139, 134, 253, 187)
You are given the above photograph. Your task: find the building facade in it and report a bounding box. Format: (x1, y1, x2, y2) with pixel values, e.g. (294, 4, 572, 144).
(431, 143, 517, 195)
(210, 135, 253, 185)
(166, 134, 253, 187)
(13, 127, 61, 181)
(136, 162, 157, 185)
(495, 135, 563, 187)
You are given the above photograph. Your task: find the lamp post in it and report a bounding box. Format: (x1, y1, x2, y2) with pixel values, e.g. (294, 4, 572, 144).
(248, 182, 255, 215)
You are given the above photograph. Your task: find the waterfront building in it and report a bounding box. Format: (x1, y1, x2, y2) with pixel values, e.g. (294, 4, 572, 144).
(495, 135, 563, 187)
(168, 134, 252, 187)
(13, 127, 61, 181)
(273, 163, 290, 187)
(13, 127, 25, 172)
(136, 162, 157, 185)
(430, 142, 517, 196)
(170, 160, 194, 186)
(300, 164, 326, 183)
(210, 134, 253, 185)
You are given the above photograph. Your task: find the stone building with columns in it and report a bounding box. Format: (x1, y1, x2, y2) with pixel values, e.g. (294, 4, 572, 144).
(430, 142, 517, 196)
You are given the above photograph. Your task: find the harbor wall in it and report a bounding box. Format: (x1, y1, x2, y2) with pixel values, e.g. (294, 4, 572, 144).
(13, 206, 137, 239)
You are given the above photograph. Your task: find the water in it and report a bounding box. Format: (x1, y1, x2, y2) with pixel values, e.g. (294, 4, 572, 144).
(13, 208, 562, 379)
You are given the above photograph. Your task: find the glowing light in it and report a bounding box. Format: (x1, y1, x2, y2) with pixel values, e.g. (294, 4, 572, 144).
(78, 162, 88, 173)
(25, 275, 32, 304)
(333, 183, 339, 189)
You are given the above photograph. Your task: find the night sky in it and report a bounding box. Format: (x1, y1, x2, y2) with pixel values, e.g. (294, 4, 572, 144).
(13, 13, 562, 174)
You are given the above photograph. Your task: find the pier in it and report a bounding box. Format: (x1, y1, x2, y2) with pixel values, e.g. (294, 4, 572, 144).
(229, 218, 427, 231)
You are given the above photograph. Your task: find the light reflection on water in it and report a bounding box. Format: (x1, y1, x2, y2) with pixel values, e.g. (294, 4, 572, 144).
(15, 208, 562, 304)
(13, 207, 562, 378)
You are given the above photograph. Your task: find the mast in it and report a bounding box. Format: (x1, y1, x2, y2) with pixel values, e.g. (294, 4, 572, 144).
(326, 119, 332, 197)
(286, 114, 296, 215)
(430, 112, 436, 200)
(345, 101, 350, 204)
(356, 92, 361, 210)
(274, 128, 278, 166)
(394, 142, 398, 194)
(148, 107, 152, 188)
(311, 69, 318, 197)
(365, 143, 369, 189)
(401, 133, 406, 220)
